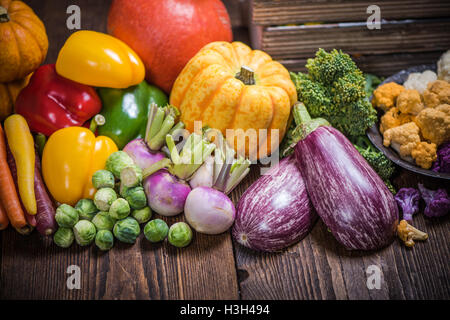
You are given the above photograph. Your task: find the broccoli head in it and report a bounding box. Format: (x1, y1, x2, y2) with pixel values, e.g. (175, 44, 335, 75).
(306, 48, 359, 85)
(292, 73, 331, 117)
(290, 49, 377, 138)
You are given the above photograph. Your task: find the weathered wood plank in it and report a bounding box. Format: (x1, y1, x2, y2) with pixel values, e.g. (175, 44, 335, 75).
(250, 0, 450, 25)
(279, 51, 444, 77)
(252, 20, 450, 59)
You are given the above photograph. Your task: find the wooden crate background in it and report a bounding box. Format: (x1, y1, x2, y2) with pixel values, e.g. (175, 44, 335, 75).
(249, 0, 450, 76)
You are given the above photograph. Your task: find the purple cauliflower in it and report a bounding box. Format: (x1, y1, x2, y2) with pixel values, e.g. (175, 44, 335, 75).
(418, 184, 450, 218)
(394, 188, 420, 221)
(431, 142, 450, 174)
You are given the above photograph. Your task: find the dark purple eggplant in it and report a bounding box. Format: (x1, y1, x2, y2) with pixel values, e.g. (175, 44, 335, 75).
(232, 155, 317, 252)
(291, 103, 399, 250)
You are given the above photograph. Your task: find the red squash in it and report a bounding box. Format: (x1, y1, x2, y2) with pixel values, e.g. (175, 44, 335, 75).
(107, 0, 232, 93)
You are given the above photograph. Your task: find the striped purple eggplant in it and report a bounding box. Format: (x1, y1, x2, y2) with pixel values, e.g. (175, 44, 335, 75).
(294, 125, 399, 250)
(232, 155, 317, 252)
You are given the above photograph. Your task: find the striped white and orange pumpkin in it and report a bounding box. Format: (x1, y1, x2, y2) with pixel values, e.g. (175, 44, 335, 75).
(170, 41, 297, 160)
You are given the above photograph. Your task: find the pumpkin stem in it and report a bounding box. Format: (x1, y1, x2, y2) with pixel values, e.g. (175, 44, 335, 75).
(236, 66, 255, 85)
(0, 6, 9, 23)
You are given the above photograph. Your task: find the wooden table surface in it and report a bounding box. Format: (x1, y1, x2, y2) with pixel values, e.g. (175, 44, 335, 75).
(1, 0, 449, 300)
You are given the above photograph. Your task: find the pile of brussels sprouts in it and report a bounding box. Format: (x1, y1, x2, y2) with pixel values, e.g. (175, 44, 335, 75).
(53, 151, 193, 250)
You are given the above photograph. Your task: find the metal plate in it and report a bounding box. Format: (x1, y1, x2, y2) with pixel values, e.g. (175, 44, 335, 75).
(367, 64, 450, 181)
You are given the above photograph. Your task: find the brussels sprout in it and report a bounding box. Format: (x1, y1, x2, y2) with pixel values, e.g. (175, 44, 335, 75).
(144, 219, 168, 243)
(55, 204, 79, 228)
(92, 170, 115, 189)
(53, 227, 75, 248)
(73, 220, 96, 246)
(75, 198, 98, 220)
(168, 222, 193, 248)
(109, 198, 131, 220)
(95, 230, 114, 251)
(113, 217, 141, 244)
(121, 186, 147, 210)
(132, 207, 152, 224)
(94, 187, 117, 211)
(92, 211, 116, 231)
(105, 151, 135, 178)
(120, 165, 143, 188)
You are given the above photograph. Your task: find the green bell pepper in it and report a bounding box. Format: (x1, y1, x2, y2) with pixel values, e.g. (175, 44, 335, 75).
(97, 81, 168, 149)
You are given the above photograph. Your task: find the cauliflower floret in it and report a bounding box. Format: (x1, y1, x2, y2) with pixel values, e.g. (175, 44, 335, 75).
(414, 104, 450, 146)
(383, 122, 421, 161)
(396, 89, 425, 115)
(422, 80, 450, 108)
(379, 107, 413, 133)
(404, 70, 437, 94)
(411, 141, 437, 169)
(437, 49, 450, 82)
(372, 82, 405, 112)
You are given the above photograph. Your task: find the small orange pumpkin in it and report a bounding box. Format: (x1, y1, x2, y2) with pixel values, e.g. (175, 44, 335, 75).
(0, 73, 31, 120)
(170, 41, 297, 160)
(0, 0, 48, 82)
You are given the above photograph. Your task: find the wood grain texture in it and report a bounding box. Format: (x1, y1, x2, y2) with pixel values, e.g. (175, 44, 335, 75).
(279, 51, 445, 77)
(253, 20, 450, 60)
(250, 0, 450, 25)
(1, 0, 449, 300)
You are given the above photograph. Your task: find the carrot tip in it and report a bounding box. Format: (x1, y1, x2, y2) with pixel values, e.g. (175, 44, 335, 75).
(15, 226, 33, 235)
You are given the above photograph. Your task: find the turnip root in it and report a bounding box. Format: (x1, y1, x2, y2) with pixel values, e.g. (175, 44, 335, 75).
(185, 186, 235, 235)
(143, 170, 191, 216)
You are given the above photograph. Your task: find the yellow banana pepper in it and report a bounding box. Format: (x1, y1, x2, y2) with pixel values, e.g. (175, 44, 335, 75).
(4, 114, 36, 215)
(42, 127, 118, 206)
(55, 30, 145, 89)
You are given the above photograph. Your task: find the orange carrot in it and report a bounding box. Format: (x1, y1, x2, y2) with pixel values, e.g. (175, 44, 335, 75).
(0, 124, 29, 234)
(0, 201, 9, 230)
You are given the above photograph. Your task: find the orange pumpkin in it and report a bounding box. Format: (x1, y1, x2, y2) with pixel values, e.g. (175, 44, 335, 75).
(170, 41, 297, 160)
(0, 0, 48, 82)
(0, 73, 30, 120)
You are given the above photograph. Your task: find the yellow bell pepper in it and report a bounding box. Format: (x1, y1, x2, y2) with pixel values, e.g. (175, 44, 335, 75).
(42, 127, 118, 206)
(55, 30, 145, 89)
(3, 114, 36, 215)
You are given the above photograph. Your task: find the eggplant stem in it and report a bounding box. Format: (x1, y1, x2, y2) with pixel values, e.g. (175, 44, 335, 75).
(293, 102, 312, 125)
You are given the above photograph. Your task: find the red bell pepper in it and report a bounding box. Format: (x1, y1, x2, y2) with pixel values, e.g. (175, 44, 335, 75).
(15, 64, 102, 136)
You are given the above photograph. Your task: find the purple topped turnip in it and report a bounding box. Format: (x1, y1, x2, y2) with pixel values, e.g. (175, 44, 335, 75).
(144, 169, 191, 216)
(142, 133, 216, 216)
(185, 186, 236, 234)
(123, 139, 165, 171)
